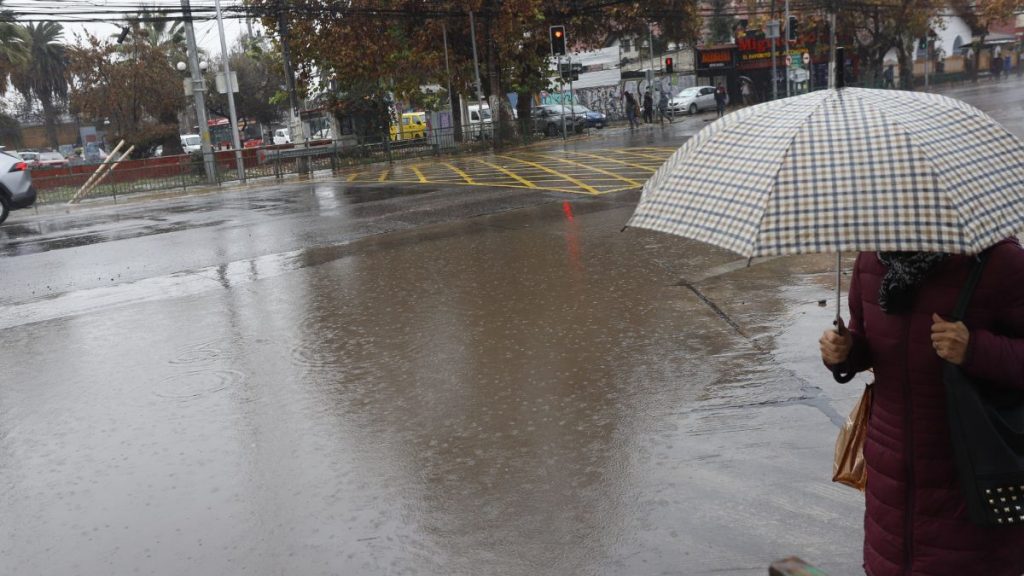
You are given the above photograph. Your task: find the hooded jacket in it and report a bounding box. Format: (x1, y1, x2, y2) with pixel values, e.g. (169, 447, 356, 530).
(838, 239, 1024, 575)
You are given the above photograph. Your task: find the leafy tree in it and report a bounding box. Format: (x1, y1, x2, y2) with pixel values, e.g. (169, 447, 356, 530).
(954, 0, 1024, 81)
(68, 33, 184, 156)
(708, 0, 735, 44)
(12, 22, 68, 148)
(204, 34, 287, 132)
(248, 0, 701, 146)
(0, 1, 29, 95)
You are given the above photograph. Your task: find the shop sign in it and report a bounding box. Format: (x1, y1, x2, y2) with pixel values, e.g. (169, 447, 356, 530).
(697, 48, 736, 70)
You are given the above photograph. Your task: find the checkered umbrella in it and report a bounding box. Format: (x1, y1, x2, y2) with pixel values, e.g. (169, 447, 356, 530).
(627, 87, 1024, 258)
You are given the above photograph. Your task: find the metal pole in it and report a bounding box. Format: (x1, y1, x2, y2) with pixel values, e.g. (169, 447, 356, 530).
(442, 23, 454, 123)
(181, 0, 216, 183)
(468, 11, 486, 141)
(770, 0, 777, 100)
(925, 40, 930, 89)
(277, 1, 308, 173)
(214, 0, 245, 182)
(649, 24, 655, 75)
(829, 11, 837, 89)
(559, 54, 566, 139)
(785, 0, 791, 97)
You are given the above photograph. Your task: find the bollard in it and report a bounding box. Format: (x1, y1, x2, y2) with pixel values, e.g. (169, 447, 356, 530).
(769, 557, 828, 576)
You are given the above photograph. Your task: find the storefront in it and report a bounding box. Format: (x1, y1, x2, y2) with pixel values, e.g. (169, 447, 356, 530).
(696, 45, 738, 101)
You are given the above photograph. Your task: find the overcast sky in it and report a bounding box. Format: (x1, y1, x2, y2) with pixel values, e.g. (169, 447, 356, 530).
(6, 0, 257, 55)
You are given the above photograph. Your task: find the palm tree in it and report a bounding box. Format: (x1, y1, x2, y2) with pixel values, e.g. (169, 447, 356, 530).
(12, 22, 68, 148)
(121, 8, 187, 63)
(0, 2, 30, 95)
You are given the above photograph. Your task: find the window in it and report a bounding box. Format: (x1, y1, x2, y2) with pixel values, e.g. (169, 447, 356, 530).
(621, 39, 631, 53)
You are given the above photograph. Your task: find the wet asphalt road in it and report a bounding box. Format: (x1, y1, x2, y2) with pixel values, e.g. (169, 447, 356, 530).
(2, 78, 1024, 575)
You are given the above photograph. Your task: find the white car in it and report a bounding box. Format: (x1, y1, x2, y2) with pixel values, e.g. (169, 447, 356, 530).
(668, 86, 717, 115)
(272, 128, 291, 145)
(180, 134, 202, 155)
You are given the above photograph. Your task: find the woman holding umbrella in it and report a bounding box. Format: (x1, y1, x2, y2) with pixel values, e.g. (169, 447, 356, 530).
(821, 242, 1024, 575)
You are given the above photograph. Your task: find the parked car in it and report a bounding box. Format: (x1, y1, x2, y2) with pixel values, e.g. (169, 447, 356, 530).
(272, 128, 291, 145)
(531, 104, 585, 137)
(0, 150, 36, 225)
(84, 142, 107, 163)
(16, 150, 38, 164)
(571, 104, 607, 129)
(180, 134, 202, 155)
(668, 86, 717, 115)
(33, 150, 68, 169)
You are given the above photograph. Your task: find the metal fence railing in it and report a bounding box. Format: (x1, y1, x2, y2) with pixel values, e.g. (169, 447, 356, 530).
(29, 122, 599, 206)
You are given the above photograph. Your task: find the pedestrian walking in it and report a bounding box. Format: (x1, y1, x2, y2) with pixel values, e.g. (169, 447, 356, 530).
(821, 240, 1024, 576)
(992, 53, 1002, 79)
(642, 90, 654, 124)
(624, 91, 639, 129)
(740, 81, 752, 106)
(713, 84, 727, 118)
(1004, 55, 1012, 77)
(657, 89, 672, 124)
(883, 65, 895, 89)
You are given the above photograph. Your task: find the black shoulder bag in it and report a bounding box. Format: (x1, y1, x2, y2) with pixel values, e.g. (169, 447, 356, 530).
(945, 252, 1024, 527)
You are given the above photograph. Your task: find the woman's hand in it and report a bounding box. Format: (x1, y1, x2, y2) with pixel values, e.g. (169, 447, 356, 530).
(931, 313, 970, 365)
(820, 319, 853, 366)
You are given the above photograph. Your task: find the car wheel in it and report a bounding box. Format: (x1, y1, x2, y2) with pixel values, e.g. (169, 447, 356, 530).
(545, 123, 558, 137)
(0, 195, 9, 225)
(689, 103, 698, 115)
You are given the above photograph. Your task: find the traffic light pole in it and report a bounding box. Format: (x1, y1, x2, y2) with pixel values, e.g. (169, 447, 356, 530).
(785, 0, 790, 97)
(468, 12, 486, 142)
(181, 0, 216, 184)
(558, 55, 566, 140)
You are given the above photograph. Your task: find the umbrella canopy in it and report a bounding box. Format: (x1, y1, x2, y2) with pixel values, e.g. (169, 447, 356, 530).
(627, 87, 1024, 258)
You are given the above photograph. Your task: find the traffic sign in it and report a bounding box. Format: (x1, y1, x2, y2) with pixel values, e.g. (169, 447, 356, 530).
(803, 52, 811, 65)
(785, 54, 792, 67)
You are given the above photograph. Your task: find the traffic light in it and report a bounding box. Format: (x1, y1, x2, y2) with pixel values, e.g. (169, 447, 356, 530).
(788, 16, 798, 41)
(665, 57, 673, 74)
(550, 25, 566, 56)
(919, 37, 927, 50)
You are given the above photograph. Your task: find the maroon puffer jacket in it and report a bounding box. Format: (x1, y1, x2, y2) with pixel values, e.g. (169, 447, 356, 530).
(839, 239, 1024, 576)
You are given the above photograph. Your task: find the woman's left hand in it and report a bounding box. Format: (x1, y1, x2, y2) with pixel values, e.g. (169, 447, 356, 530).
(931, 313, 970, 365)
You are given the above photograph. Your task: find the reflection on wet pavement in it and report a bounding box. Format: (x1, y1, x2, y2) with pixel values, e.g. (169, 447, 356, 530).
(0, 195, 864, 575)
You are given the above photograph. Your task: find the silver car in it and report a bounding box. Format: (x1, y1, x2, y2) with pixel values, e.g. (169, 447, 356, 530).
(668, 86, 717, 115)
(0, 151, 37, 225)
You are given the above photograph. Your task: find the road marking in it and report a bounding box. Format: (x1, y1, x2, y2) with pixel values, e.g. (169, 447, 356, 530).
(521, 152, 643, 187)
(497, 155, 600, 194)
(410, 164, 428, 183)
(346, 172, 361, 182)
(562, 151, 657, 173)
(471, 158, 537, 188)
(443, 162, 477, 184)
(377, 169, 390, 182)
(614, 149, 670, 161)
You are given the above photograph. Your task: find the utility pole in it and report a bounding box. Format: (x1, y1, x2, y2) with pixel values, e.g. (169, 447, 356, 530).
(181, 0, 216, 183)
(785, 0, 791, 97)
(276, 1, 308, 173)
(442, 23, 454, 123)
(468, 11, 486, 141)
(214, 0, 244, 182)
(770, 0, 774, 99)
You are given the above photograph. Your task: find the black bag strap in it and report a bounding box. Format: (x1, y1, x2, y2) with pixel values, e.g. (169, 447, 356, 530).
(952, 252, 989, 322)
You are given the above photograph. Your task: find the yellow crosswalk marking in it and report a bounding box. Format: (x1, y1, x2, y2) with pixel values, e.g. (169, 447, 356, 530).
(377, 169, 390, 182)
(521, 152, 642, 187)
(471, 158, 537, 188)
(497, 155, 599, 194)
(443, 162, 476, 184)
(562, 151, 657, 173)
(410, 165, 428, 183)
(346, 172, 361, 182)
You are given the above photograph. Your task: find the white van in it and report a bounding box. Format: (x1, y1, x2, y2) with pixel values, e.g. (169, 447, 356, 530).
(180, 134, 201, 155)
(272, 128, 291, 145)
(466, 104, 493, 139)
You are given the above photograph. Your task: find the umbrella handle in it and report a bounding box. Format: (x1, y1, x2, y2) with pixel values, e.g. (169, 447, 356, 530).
(832, 252, 856, 383)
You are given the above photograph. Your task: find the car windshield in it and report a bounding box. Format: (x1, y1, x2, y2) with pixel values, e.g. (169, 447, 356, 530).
(571, 105, 590, 113)
(675, 89, 700, 98)
(183, 136, 201, 146)
(40, 152, 63, 161)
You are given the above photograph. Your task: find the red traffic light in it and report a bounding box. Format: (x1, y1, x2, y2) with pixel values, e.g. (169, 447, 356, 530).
(554, 30, 563, 39)
(550, 25, 567, 56)
(665, 57, 674, 74)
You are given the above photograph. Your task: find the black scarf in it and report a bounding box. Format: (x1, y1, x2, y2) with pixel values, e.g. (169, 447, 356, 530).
(877, 251, 947, 314)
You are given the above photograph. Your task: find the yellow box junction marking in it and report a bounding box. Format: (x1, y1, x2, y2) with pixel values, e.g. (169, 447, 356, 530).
(471, 158, 537, 188)
(561, 151, 657, 173)
(443, 162, 477, 185)
(410, 164, 428, 183)
(520, 152, 643, 188)
(497, 155, 599, 194)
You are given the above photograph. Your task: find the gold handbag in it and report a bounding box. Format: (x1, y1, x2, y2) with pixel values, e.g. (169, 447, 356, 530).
(832, 384, 872, 491)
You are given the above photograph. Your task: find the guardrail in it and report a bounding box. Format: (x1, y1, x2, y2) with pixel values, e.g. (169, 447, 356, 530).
(27, 122, 608, 206)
